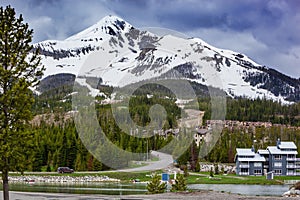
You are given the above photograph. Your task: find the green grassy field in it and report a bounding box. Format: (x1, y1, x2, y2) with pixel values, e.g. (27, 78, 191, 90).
(7, 171, 300, 185)
(187, 172, 300, 185)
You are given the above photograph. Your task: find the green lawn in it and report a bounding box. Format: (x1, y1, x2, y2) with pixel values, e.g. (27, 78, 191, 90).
(7, 170, 300, 185)
(187, 172, 300, 185)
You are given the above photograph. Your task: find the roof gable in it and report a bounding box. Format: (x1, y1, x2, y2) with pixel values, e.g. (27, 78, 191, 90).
(279, 141, 297, 149)
(236, 148, 255, 156)
(237, 153, 266, 162)
(267, 146, 298, 155)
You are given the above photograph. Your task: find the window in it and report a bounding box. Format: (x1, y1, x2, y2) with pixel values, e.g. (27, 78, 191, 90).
(274, 155, 281, 160)
(241, 168, 248, 173)
(254, 169, 262, 175)
(274, 169, 282, 175)
(274, 162, 282, 167)
(254, 162, 262, 167)
(239, 168, 249, 175)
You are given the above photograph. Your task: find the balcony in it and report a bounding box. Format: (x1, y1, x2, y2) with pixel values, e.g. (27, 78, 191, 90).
(287, 173, 296, 176)
(287, 164, 300, 169)
(286, 172, 300, 176)
(239, 164, 249, 168)
(287, 157, 297, 161)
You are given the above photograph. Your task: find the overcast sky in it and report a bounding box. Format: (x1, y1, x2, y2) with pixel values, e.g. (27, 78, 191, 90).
(1, 0, 300, 78)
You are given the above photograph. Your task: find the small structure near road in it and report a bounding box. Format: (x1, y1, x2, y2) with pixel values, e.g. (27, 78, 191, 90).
(194, 126, 211, 147)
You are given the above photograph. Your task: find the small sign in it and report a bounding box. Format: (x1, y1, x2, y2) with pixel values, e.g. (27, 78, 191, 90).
(266, 171, 274, 180)
(162, 173, 169, 181)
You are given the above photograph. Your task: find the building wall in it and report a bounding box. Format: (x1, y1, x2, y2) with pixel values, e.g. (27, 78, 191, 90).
(249, 162, 264, 175)
(235, 160, 240, 175)
(285, 154, 298, 175)
(236, 160, 250, 175)
(282, 155, 287, 175)
(269, 154, 287, 176)
(236, 160, 264, 176)
(268, 154, 273, 172)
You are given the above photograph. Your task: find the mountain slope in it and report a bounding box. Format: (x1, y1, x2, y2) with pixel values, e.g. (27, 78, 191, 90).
(34, 15, 300, 103)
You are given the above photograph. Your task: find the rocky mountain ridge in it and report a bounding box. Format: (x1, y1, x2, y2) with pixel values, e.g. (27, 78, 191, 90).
(34, 15, 300, 103)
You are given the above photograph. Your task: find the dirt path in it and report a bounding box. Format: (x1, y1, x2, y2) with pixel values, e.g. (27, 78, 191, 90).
(179, 109, 204, 128)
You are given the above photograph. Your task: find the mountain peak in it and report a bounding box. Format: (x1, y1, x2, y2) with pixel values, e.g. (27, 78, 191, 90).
(66, 15, 132, 41)
(35, 16, 300, 103)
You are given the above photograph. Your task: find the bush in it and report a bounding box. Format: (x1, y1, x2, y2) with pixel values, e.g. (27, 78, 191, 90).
(195, 161, 200, 172)
(171, 173, 187, 192)
(46, 164, 51, 172)
(221, 165, 225, 174)
(209, 167, 214, 177)
(147, 174, 166, 194)
(214, 163, 219, 175)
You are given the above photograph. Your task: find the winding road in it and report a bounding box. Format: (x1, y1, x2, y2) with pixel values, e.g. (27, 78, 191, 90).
(117, 151, 173, 172)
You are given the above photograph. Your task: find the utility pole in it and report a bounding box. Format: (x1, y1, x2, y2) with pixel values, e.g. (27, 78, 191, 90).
(147, 139, 149, 161)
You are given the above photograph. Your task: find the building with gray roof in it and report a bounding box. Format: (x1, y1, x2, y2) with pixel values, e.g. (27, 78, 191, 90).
(235, 139, 300, 176)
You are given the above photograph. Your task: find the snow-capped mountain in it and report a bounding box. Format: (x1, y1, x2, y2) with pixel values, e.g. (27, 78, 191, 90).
(34, 15, 300, 103)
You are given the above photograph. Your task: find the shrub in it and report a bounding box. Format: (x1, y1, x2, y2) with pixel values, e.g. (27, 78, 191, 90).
(209, 167, 214, 177)
(147, 174, 166, 194)
(214, 163, 219, 175)
(171, 173, 187, 192)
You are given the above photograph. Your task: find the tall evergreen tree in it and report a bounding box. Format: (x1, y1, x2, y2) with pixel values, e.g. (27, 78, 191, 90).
(0, 6, 44, 200)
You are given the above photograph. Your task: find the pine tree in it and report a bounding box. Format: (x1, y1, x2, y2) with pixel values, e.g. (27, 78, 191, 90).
(147, 174, 167, 194)
(209, 167, 214, 177)
(171, 173, 187, 192)
(214, 163, 219, 175)
(190, 141, 198, 171)
(195, 161, 200, 172)
(0, 6, 44, 200)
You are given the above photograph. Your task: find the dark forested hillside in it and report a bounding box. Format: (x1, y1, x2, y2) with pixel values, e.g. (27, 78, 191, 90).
(27, 83, 300, 172)
(203, 97, 300, 126)
(205, 126, 300, 163)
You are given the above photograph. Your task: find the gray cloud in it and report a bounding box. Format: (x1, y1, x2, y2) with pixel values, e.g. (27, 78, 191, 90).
(1, 0, 299, 78)
(3, 0, 115, 41)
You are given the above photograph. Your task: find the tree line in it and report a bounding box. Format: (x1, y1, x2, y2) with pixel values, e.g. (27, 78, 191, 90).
(26, 100, 300, 172)
(203, 97, 300, 126)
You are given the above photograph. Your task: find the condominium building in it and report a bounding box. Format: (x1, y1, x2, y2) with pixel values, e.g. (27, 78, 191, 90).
(235, 139, 300, 176)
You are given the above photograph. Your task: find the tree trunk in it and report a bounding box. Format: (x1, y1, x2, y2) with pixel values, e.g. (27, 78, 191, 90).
(2, 169, 9, 200)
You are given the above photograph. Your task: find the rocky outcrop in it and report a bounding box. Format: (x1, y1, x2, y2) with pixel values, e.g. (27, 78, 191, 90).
(199, 163, 236, 174)
(283, 182, 300, 197)
(7, 175, 120, 183)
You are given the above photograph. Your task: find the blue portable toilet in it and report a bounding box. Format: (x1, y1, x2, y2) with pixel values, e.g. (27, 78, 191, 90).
(162, 173, 169, 182)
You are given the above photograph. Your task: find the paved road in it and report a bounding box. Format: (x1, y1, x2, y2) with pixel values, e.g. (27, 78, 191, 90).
(7, 151, 173, 175)
(2, 190, 293, 200)
(117, 150, 173, 172)
(0, 191, 118, 200)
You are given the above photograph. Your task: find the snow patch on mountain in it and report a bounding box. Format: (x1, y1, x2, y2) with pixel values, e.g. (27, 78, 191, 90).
(34, 15, 300, 103)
